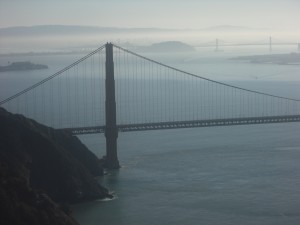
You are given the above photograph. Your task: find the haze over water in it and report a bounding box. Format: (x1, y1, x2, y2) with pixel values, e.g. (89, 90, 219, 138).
(1, 0, 300, 224)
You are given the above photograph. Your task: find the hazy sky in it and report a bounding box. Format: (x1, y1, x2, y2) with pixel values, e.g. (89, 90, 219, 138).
(0, 0, 300, 29)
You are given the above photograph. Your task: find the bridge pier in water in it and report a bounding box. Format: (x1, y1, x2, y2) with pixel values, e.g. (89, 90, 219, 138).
(104, 43, 120, 169)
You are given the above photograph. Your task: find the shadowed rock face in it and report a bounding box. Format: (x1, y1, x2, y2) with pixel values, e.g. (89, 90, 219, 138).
(0, 171, 81, 225)
(0, 107, 110, 225)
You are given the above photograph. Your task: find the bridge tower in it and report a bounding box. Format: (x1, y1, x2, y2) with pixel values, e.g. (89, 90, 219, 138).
(215, 38, 219, 52)
(104, 43, 120, 169)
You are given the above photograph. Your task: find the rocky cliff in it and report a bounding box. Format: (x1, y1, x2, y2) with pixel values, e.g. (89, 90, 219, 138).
(0, 108, 110, 225)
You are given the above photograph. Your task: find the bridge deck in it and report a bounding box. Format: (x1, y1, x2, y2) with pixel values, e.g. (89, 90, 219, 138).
(58, 115, 300, 135)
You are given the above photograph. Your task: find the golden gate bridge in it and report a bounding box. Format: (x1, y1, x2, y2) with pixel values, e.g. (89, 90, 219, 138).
(1, 43, 300, 168)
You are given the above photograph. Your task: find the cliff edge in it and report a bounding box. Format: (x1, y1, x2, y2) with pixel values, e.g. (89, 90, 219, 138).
(0, 108, 110, 225)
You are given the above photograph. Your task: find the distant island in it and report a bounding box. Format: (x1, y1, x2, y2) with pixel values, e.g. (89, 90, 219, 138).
(0, 61, 48, 72)
(231, 53, 300, 65)
(137, 41, 196, 53)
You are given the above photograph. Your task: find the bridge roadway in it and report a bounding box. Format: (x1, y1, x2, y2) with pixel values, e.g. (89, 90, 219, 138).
(58, 115, 300, 135)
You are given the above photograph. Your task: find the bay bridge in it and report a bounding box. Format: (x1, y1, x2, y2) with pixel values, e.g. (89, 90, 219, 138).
(195, 37, 300, 53)
(1, 43, 300, 168)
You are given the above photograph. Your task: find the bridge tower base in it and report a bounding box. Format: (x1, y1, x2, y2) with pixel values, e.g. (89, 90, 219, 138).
(104, 43, 120, 169)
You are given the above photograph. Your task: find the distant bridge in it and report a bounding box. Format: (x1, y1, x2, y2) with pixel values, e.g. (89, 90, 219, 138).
(195, 37, 299, 53)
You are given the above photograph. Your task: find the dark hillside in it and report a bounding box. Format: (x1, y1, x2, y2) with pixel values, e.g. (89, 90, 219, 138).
(0, 108, 111, 225)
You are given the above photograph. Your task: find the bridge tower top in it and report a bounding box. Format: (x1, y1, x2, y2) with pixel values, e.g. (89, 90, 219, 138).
(269, 36, 272, 53)
(215, 38, 219, 52)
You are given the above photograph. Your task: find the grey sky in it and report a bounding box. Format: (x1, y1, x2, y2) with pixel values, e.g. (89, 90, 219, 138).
(0, 0, 300, 29)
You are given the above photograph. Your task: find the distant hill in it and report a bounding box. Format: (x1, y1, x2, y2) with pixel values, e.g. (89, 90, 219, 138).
(0, 24, 267, 37)
(137, 41, 196, 53)
(0, 25, 172, 37)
